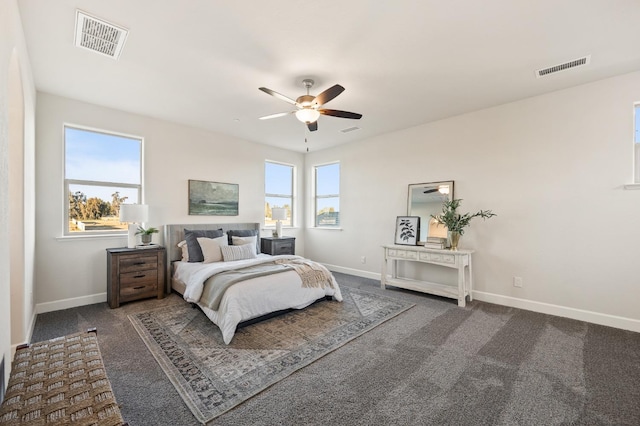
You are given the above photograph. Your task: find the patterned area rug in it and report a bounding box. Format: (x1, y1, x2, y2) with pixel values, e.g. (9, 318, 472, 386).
(129, 287, 414, 424)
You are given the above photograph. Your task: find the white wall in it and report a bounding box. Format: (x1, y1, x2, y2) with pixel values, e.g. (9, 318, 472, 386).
(0, 0, 37, 387)
(35, 93, 305, 311)
(305, 71, 640, 331)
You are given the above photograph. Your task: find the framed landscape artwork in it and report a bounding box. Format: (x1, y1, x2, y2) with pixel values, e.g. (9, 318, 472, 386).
(188, 180, 239, 216)
(394, 216, 420, 245)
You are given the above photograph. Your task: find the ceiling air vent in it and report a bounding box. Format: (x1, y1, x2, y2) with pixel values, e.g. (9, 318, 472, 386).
(536, 55, 591, 78)
(74, 10, 128, 60)
(340, 126, 361, 133)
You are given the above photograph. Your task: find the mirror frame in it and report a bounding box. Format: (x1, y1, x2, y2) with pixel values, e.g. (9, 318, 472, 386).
(407, 181, 454, 243)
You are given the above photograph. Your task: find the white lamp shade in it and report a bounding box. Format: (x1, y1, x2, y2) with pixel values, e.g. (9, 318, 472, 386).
(120, 204, 148, 223)
(120, 204, 149, 248)
(271, 208, 287, 220)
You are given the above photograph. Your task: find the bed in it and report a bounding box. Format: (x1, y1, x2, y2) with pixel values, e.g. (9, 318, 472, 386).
(164, 223, 343, 344)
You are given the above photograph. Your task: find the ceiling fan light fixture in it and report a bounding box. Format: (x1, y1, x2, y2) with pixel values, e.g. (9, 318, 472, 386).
(295, 108, 320, 123)
(438, 185, 450, 195)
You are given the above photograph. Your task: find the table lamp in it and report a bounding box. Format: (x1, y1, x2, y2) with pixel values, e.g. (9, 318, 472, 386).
(120, 204, 148, 248)
(272, 208, 286, 238)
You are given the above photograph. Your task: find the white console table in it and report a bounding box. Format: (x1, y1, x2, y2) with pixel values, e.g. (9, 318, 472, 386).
(381, 244, 474, 307)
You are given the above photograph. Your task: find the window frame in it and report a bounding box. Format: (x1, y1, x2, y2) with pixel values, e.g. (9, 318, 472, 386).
(264, 160, 295, 228)
(63, 124, 144, 236)
(313, 161, 340, 228)
(635, 104, 640, 183)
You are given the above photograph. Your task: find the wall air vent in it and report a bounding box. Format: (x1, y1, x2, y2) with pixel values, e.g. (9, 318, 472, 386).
(536, 55, 591, 78)
(340, 126, 361, 133)
(74, 10, 128, 60)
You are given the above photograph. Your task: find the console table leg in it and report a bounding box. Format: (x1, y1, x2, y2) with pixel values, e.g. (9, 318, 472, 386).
(467, 255, 474, 301)
(457, 264, 466, 307)
(381, 256, 387, 289)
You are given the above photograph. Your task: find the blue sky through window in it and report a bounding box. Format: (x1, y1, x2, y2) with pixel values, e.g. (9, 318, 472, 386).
(316, 163, 339, 196)
(65, 127, 141, 184)
(265, 162, 292, 195)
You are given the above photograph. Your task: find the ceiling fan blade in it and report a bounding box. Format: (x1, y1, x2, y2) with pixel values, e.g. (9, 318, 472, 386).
(319, 109, 363, 120)
(307, 121, 318, 132)
(423, 188, 438, 194)
(259, 87, 298, 106)
(313, 84, 345, 107)
(259, 111, 293, 120)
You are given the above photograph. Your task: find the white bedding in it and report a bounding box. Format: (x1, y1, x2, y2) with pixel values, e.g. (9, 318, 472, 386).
(173, 254, 343, 344)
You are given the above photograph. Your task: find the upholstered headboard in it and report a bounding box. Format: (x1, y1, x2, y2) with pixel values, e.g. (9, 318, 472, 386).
(163, 222, 260, 293)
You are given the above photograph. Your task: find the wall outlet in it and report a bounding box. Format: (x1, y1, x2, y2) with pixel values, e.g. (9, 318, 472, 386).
(513, 276, 523, 288)
(360, 256, 366, 264)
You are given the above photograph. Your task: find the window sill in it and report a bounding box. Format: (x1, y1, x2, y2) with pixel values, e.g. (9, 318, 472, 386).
(311, 227, 343, 231)
(624, 183, 640, 190)
(56, 234, 126, 242)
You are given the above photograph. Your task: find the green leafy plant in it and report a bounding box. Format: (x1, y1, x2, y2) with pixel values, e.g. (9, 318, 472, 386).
(431, 199, 496, 235)
(135, 226, 159, 236)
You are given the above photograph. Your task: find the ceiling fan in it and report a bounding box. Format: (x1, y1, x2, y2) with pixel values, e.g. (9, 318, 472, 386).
(423, 185, 450, 195)
(258, 79, 362, 132)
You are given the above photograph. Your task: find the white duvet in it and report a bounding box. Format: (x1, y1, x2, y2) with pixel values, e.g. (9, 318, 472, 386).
(173, 254, 343, 344)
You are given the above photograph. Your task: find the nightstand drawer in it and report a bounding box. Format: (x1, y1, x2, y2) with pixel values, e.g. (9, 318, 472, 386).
(273, 241, 294, 255)
(119, 255, 158, 273)
(120, 269, 158, 287)
(120, 283, 157, 301)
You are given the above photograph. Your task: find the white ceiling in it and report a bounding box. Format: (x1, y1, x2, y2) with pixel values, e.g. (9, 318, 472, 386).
(17, 0, 640, 153)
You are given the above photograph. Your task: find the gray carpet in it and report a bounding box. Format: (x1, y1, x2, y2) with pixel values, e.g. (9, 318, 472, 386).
(31, 273, 640, 425)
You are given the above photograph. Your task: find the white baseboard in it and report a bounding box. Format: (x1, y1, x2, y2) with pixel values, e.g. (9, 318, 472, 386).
(473, 291, 640, 333)
(25, 309, 37, 343)
(321, 265, 640, 333)
(323, 264, 381, 281)
(36, 293, 107, 314)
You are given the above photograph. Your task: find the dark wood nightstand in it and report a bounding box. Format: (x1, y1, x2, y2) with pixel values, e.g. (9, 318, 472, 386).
(106, 246, 165, 308)
(261, 237, 296, 255)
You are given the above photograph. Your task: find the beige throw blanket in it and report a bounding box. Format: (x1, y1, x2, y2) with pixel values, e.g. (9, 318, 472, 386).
(274, 258, 335, 289)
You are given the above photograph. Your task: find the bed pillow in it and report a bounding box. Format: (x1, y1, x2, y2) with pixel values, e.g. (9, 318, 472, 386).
(177, 240, 189, 261)
(231, 235, 257, 249)
(227, 229, 259, 253)
(184, 228, 224, 262)
(220, 243, 257, 262)
(197, 235, 228, 263)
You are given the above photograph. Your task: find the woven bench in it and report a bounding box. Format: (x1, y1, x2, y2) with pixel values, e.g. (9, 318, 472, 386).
(0, 329, 126, 425)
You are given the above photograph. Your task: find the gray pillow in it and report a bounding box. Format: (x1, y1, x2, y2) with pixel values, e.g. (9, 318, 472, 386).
(184, 228, 224, 262)
(227, 229, 259, 254)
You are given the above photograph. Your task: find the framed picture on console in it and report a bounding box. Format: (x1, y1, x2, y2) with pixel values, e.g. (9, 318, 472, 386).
(394, 216, 420, 245)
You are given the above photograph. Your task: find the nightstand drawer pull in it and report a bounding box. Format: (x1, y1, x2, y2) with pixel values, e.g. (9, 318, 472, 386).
(134, 262, 145, 265)
(133, 286, 145, 290)
(134, 274, 146, 278)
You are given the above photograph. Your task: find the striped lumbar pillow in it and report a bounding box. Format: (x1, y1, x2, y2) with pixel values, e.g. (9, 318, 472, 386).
(220, 243, 257, 262)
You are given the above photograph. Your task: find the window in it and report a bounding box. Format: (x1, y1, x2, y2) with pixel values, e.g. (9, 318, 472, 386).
(635, 105, 640, 183)
(265, 161, 294, 227)
(64, 125, 142, 235)
(314, 162, 340, 227)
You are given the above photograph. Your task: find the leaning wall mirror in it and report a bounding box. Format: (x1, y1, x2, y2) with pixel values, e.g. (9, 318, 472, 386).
(407, 181, 454, 242)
